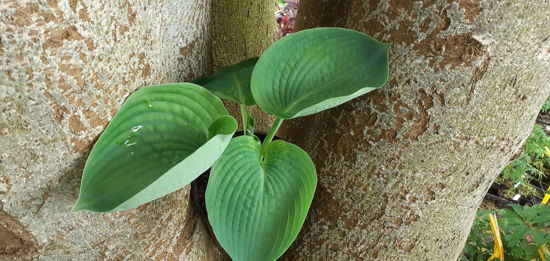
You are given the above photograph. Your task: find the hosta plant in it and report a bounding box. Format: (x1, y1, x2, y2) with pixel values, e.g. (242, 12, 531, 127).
(73, 27, 390, 260)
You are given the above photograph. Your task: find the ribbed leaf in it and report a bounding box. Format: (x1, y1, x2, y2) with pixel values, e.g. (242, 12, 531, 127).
(193, 57, 259, 106)
(206, 136, 317, 261)
(251, 27, 390, 119)
(73, 83, 237, 212)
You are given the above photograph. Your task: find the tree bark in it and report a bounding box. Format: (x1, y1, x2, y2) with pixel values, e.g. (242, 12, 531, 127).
(1, 0, 279, 259)
(0, 0, 224, 259)
(4, 0, 549, 260)
(279, 0, 550, 259)
(210, 0, 278, 68)
(210, 0, 279, 132)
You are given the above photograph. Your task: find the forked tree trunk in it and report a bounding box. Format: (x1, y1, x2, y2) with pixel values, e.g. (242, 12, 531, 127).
(1, 0, 278, 259)
(3, 0, 549, 260)
(278, 0, 550, 259)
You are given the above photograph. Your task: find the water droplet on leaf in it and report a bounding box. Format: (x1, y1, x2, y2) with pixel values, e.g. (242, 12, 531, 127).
(124, 140, 136, 147)
(131, 125, 143, 132)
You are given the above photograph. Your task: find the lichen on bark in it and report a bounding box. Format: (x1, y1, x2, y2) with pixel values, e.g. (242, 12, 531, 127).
(279, 0, 550, 260)
(0, 0, 224, 259)
(2, 0, 549, 260)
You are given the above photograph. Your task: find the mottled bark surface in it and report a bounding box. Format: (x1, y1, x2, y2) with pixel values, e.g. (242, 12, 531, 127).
(0, 0, 225, 259)
(3, 0, 549, 260)
(210, 0, 279, 132)
(280, 0, 550, 260)
(210, 0, 278, 68)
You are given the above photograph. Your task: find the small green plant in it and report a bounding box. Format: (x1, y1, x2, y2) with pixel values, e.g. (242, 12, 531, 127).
(462, 204, 550, 261)
(541, 97, 550, 113)
(461, 210, 493, 261)
(500, 204, 550, 260)
(72, 28, 390, 260)
(497, 125, 550, 198)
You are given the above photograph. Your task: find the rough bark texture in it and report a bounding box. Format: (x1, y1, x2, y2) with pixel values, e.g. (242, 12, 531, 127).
(279, 0, 550, 260)
(211, 0, 278, 67)
(210, 0, 279, 132)
(3, 0, 549, 260)
(0, 0, 225, 259)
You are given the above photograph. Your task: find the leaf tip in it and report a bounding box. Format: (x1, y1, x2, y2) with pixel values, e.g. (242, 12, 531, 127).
(70, 203, 85, 213)
(71, 198, 93, 212)
(208, 115, 238, 139)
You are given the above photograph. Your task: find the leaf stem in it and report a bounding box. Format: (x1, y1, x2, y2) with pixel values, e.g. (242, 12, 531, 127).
(262, 117, 283, 149)
(240, 104, 249, 136)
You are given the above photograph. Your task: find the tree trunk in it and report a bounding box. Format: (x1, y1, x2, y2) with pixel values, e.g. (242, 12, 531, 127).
(210, 0, 279, 132)
(4, 0, 549, 260)
(1, 0, 280, 259)
(279, 0, 550, 259)
(0, 0, 224, 259)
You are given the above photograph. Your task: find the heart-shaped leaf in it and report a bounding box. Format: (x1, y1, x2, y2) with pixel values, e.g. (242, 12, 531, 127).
(251, 27, 390, 119)
(206, 136, 317, 261)
(73, 83, 237, 212)
(193, 57, 259, 106)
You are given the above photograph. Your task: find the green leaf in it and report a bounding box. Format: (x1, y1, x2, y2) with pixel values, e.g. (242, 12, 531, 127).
(509, 246, 526, 258)
(73, 83, 237, 212)
(251, 27, 390, 119)
(500, 208, 525, 226)
(509, 204, 525, 216)
(522, 205, 539, 223)
(193, 57, 259, 106)
(206, 136, 317, 261)
(532, 205, 550, 224)
(504, 225, 528, 245)
(529, 228, 549, 246)
(524, 246, 540, 260)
